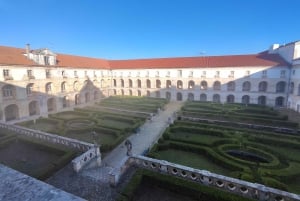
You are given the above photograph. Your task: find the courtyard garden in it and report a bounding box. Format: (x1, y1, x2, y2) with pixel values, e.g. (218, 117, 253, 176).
(0, 128, 77, 180)
(17, 96, 168, 153)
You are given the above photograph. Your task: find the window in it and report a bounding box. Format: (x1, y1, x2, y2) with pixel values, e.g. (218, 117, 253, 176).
(26, 83, 34, 95)
(93, 71, 97, 77)
(202, 71, 206, 78)
(215, 71, 220, 78)
(262, 70, 267, 78)
(3, 69, 9, 77)
(44, 56, 49, 65)
(61, 82, 66, 92)
(85, 71, 88, 76)
(74, 71, 78, 77)
(62, 70, 67, 78)
(245, 70, 250, 77)
(27, 70, 34, 78)
(229, 71, 234, 78)
(227, 81, 235, 91)
(128, 72, 131, 77)
(189, 71, 193, 77)
(146, 71, 149, 77)
(46, 69, 51, 78)
(166, 71, 170, 77)
(3, 85, 14, 97)
(292, 70, 296, 75)
(280, 70, 286, 78)
(177, 70, 182, 77)
(156, 71, 159, 77)
(46, 83, 52, 93)
(137, 71, 140, 77)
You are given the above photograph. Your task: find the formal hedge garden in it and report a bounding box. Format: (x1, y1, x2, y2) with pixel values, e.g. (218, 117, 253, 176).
(178, 101, 299, 128)
(0, 128, 77, 180)
(148, 120, 300, 194)
(17, 96, 167, 153)
(118, 169, 253, 201)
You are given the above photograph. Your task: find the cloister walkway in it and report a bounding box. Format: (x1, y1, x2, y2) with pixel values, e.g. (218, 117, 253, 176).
(80, 101, 183, 182)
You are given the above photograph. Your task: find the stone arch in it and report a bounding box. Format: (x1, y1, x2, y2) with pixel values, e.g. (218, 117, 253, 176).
(2, 84, 16, 98)
(85, 92, 90, 103)
(120, 79, 124, 87)
(176, 92, 182, 101)
(213, 81, 221, 90)
(188, 80, 195, 89)
(129, 79, 133, 88)
(200, 80, 208, 90)
(5, 104, 19, 121)
(258, 96, 266, 105)
(166, 80, 172, 88)
(276, 81, 286, 93)
(213, 94, 220, 103)
(227, 94, 235, 103)
(146, 79, 151, 88)
(29, 100, 40, 116)
(155, 91, 160, 98)
(242, 81, 251, 91)
(47, 98, 56, 112)
(75, 94, 80, 105)
(258, 81, 267, 92)
(275, 96, 285, 107)
(137, 90, 141, 96)
(137, 79, 141, 88)
(242, 95, 250, 104)
(188, 93, 194, 101)
(177, 80, 183, 89)
(26, 83, 34, 96)
(227, 81, 235, 91)
(200, 93, 207, 102)
(156, 80, 161, 88)
(166, 91, 171, 100)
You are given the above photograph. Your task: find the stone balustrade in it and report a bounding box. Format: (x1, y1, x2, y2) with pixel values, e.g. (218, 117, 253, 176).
(0, 122, 101, 172)
(129, 155, 300, 201)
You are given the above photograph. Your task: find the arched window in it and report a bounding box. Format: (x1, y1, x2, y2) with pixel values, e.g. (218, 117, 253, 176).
(73, 81, 79, 91)
(155, 91, 160, 98)
(177, 80, 183, 89)
(242, 81, 251, 91)
(129, 89, 133, 96)
(213, 81, 221, 91)
(129, 79, 133, 88)
(137, 90, 141, 96)
(47, 98, 56, 112)
(121, 79, 124, 87)
(200, 81, 208, 90)
(146, 79, 151, 88)
(75, 94, 80, 105)
(227, 81, 235, 91)
(188, 93, 194, 101)
(146, 90, 150, 97)
(166, 92, 171, 100)
(188, 80, 195, 89)
(227, 95, 235, 103)
(276, 81, 286, 93)
(137, 79, 141, 88)
(45, 82, 52, 94)
(29, 101, 39, 116)
(61, 82, 66, 92)
(176, 92, 182, 101)
(258, 81, 267, 92)
(213, 94, 220, 103)
(2, 84, 15, 98)
(26, 83, 34, 96)
(166, 80, 172, 88)
(156, 80, 161, 88)
(200, 93, 207, 102)
(113, 89, 117, 95)
(258, 96, 266, 105)
(62, 96, 69, 108)
(242, 95, 250, 104)
(275, 96, 284, 107)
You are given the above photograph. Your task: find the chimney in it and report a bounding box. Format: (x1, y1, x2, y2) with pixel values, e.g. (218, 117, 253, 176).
(26, 44, 30, 58)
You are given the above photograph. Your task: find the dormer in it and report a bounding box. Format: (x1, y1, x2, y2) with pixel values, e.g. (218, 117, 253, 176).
(24, 44, 57, 65)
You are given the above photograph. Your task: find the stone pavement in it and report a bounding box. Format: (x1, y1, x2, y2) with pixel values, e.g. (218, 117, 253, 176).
(81, 101, 183, 181)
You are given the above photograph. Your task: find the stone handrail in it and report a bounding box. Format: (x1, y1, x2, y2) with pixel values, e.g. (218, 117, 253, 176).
(72, 145, 101, 172)
(129, 155, 300, 201)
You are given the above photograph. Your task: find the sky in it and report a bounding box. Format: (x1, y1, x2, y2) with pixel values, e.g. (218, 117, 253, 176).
(0, 0, 299, 59)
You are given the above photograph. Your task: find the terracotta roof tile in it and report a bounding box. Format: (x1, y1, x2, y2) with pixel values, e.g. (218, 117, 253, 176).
(0, 45, 289, 69)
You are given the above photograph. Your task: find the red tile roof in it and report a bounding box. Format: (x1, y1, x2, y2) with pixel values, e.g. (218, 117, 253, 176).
(0, 45, 289, 69)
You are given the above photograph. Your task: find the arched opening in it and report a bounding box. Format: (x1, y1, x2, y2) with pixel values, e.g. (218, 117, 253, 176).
(177, 80, 183, 89)
(242, 95, 250, 104)
(29, 100, 40, 116)
(258, 81, 267, 92)
(100, 79, 105, 88)
(75, 94, 80, 105)
(62, 96, 69, 108)
(156, 80, 161, 88)
(121, 79, 124, 87)
(188, 93, 194, 101)
(166, 80, 172, 88)
(26, 83, 34, 96)
(146, 90, 150, 97)
(85, 92, 90, 103)
(188, 80, 195, 89)
(121, 89, 124, 96)
(129, 89, 133, 96)
(227, 81, 235, 91)
(113, 79, 117, 87)
(242, 81, 251, 91)
(113, 89, 117, 95)
(213, 81, 221, 91)
(61, 81, 66, 92)
(213, 94, 220, 103)
(155, 91, 160, 98)
(73, 81, 79, 91)
(200, 81, 208, 90)
(258, 96, 266, 105)
(45, 82, 53, 94)
(2, 84, 15, 98)
(227, 95, 235, 103)
(137, 79, 141, 88)
(47, 98, 56, 112)
(200, 93, 207, 102)
(276, 81, 286, 93)
(166, 92, 171, 100)
(129, 79, 133, 88)
(5, 104, 19, 121)
(289, 82, 294, 94)
(177, 92, 182, 101)
(137, 90, 141, 96)
(275, 96, 284, 107)
(146, 79, 151, 88)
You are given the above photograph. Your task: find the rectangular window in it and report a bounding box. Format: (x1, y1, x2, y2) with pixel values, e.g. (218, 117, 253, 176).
(280, 70, 286, 78)
(202, 71, 206, 78)
(166, 71, 170, 77)
(215, 71, 220, 78)
(245, 70, 250, 77)
(189, 71, 193, 77)
(85, 71, 88, 76)
(93, 71, 96, 77)
(156, 71, 160, 77)
(3, 69, 9, 77)
(74, 71, 78, 77)
(128, 72, 131, 77)
(229, 71, 234, 78)
(46, 69, 51, 78)
(27, 70, 33, 77)
(146, 71, 149, 77)
(177, 70, 182, 77)
(262, 70, 267, 78)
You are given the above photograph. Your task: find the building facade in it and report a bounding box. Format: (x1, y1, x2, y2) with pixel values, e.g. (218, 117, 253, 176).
(0, 41, 299, 122)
